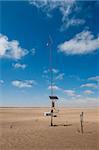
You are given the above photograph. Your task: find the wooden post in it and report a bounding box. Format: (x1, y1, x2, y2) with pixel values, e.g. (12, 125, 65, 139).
(80, 112, 84, 134)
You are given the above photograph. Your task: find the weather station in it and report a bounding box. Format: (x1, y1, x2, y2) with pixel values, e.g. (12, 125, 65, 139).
(44, 36, 59, 126)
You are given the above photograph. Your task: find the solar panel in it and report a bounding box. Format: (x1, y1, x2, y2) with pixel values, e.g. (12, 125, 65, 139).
(49, 96, 58, 99)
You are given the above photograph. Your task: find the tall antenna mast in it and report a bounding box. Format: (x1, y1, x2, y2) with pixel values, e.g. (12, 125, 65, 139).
(49, 35, 53, 96)
(48, 36, 58, 126)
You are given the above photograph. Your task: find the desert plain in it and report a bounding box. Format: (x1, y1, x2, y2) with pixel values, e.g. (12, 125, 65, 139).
(0, 107, 99, 150)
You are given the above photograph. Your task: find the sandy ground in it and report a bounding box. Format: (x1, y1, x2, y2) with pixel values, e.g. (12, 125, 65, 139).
(0, 107, 99, 150)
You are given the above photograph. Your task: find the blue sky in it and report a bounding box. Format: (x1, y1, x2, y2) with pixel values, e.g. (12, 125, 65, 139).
(0, 0, 99, 107)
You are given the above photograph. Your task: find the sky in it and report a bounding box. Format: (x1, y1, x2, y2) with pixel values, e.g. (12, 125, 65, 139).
(0, 0, 99, 107)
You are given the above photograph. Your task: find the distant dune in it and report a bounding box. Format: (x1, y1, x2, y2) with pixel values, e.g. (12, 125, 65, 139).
(0, 107, 99, 150)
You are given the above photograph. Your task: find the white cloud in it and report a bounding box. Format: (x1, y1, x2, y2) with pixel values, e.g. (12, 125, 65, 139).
(31, 48, 36, 55)
(29, 0, 81, 29)
(0, 34, 28, 60)
(0, 80, 4, 85)
(43, 69, 64, 84)
(64, 89, 75, 97)
(12, 80, 37, 88)
(60, 97, 99, 107)
(68, 75, 81, 81)
(55, 73, 64, 80)
(52, 68, 59, 74)
(43, 68, 59, 74)
(84, 90, 94, 95)
(58, 30, 99, 55)
(63, 89, 82, 98)
(13, 63, 27, 69)
(88, 76, 99, 83)
(81, 83, 97, 88)
(60, 18, 85, 31)
(43, 70, 48, 74)
(48, 85, 60, 91)
(29, 0, 75, 14)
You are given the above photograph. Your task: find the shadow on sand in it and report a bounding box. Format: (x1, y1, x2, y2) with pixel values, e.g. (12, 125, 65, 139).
(49, 123, 72, 127)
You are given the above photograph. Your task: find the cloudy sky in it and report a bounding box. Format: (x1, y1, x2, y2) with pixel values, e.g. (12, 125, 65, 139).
(0, 0, 99, 107)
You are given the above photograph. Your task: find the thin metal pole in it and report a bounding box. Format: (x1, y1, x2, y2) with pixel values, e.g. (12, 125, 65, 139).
(48, 36, 54, 126)
(49, 36, 53, 96)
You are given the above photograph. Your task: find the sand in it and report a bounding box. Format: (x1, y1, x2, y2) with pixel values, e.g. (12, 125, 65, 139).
(0, 107, 99, 150)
